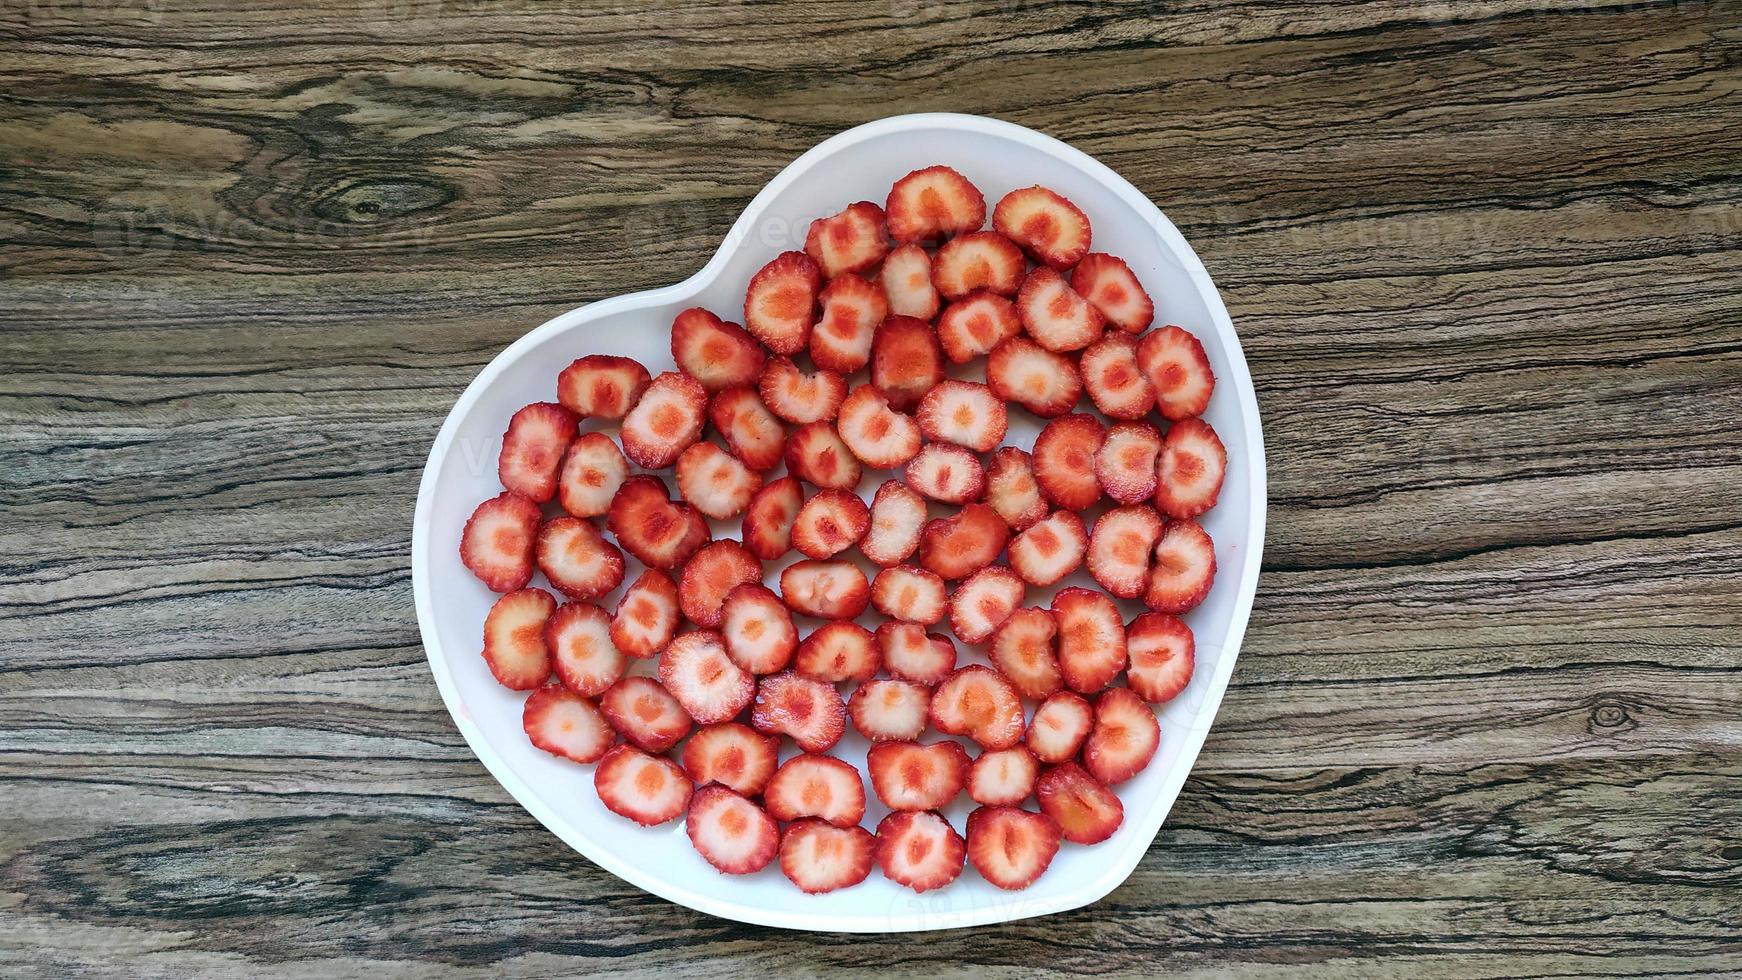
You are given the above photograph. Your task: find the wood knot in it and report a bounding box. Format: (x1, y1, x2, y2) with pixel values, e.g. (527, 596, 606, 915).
(313, 177, 456, 224)
(1588, 701, 1633, 731)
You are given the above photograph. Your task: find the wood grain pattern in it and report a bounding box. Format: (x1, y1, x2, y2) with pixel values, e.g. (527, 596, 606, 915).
(2, 0, 1739, 975)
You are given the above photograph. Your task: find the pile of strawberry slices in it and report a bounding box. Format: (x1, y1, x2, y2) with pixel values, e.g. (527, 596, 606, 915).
(457, 164, 1224, 896)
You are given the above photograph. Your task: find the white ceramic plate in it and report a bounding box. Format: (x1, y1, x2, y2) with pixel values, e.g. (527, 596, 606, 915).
(412, 112, 1266, 932)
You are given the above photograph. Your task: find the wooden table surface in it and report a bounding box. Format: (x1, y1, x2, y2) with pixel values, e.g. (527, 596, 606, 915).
(4, 1, 1740, 976)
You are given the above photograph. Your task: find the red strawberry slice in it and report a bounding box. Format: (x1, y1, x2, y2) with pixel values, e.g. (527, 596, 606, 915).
(875, 622, 957, 686)
(719, 582, 798, 675)
(885, 165, 986, 244)
(868, 740, 971, 812)
(937, 290, 1021, 364)
(678, 540, 762, 629)
(811, 273, 887, 373)
(741, 475, 802, 560)
(1007, 511, 1088, 588)
(1125, 612, 1195, 704)
(1017, 266, 1104, 353)
(709, 386, 786, 472)
(1086, 504, 1164, 599)
(1026, 691, 1093, 763)
(875, 810, 966, 893)
(780, 820, 876, 895)
(686, 785, 778, 874)
(870, 564, 947, 625)
(871, 314, 945, 412)
(743, 250, 821, 355)
(920, 504, 1010, 582)
(557, 431, 628, 518)
(1071, 253, 1153, 333)
(764, 753, 866, 827)
(658, 630, 754, 724)
(966, 805, 1062, 890)
(993, 185, 1091, 269)
(804, 200, 890, 279)
(984, 447, 1048, 532)
(916, 380, 1008, 453)
(675, 442, 763, 520)
(861, 479, 927, 566)
(1079, 332, 1156, 420)
(598, 675, 692, 753)
(682, 722, 779, 796)
(1033, 414, 1106, 511)
(794, 621, 879, 683)
(1096, 420, 1162, 505)
(947, 565, 1026, 644)
(1053, 587, 1128, 694)
(932, 230, 1024, 299)
(620, 371, 708, 469)
(904, 443, 986, 504)
(481, 588, 556, 689)
(779, 559, 871, 620)
(606, 476, 710, 570)
(791, 488, 870, 560)
(1035, 762, 1123, 844)
(758, 356, 847, 425)
(556, 354, 650, 420)
(988, 606, 1062, 699)
(968, 747, 1039, 807)
(499, 401, 577, 503)
(1084, 687, 1160, 785)
(836, 385, 921, 469)
(848, 678, 932, 742)
(986, 336, 1081, 418)
(1145, 519, 1216, 614)
(461, 491, 542, 592)
(546, 601, 627, 697)
(751, 670, 846, 752)
(930, 665, 1024, 750)
(1136, 325, 1215, 421)
(523, 686, 614, 763)
(535, 516, 625, 601)
(784, 422, 862, 491)
(609, 568, 679, 659)
(879, 243, 940, 320)
(595, 745, 693, 826)
(670, 307, 765, 392)
(1155, 418, 1227, 519)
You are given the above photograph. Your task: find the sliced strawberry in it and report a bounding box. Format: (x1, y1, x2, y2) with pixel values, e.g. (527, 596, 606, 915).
(1071, 253, 1153, 333)
(885, 165, 986, 244)
(708, 386, 786, 472)
(936, 290, 1021, 364)
(984, 448, 1047, 532)
(871, 564, 947, 625)
(1125, 612, 1195, 704)
(919, 504, 1010, 582)
(1035, 762, 1123, 844)
(904, 443, 986, 504)
(758, 356, 847, 425)
(1053, 587, 1128, 694)
(916, 380, 1008, 453)
(523, 686, 614, 763)
(682, 722, 779, 796)
(986, 336, 1081, 419)
(741, 475, 802, 560)
(868, 740, 971, 811)
(546, 601, 626, 697)
(498, 402, 576, 503)
(751, 670, 846, 752)
(675, 442, 763, 520)
(481, 588, 556, 689)
(794, 621, 879, 683)
(1084, 687, 1160, 785)
(968, 747, 1039, 807)
(743, 250, 821, 356)
(792, 488, 870, 560)
(764, 753, 866, 827)
(1155, 417, 1227, 519)
(930, 665, 1024, 750)
(658, 630, 754, 724)
(1033, 414, 1106, 511)
(620, 371, 708, 469)
(556, 354, 650, 420)
(848, 678, 932, 742)
(836, 385, 921, 469)
(678, 540, 762, 629)
(1086, 504, 1164, 599)
(1136, 325, 1215, 420)
(988, 606, 1062, 699)
(719, 583, 798, 675)
(875, 622, 957, 686)
(461, 491, 542, 592)
(860, 479, 927, 567)
(557, 431, 628, 518)
(875, 810, 965, 893)
(670, 307, 765, 392)
(811, 273, 886, 373)
(1026, 691, 1093, 763)
(605, 477, 708, 571)
(879, 243, 941, 320)
(598, 675, 692, 753)
(1146, 519, 1216, 614)
(595, 745, 693, 826)
(1017, 266, 1104, 353)
(610, 568, 680, 658)
(1079, 332, 1156, 420)
(784, 421, 862, 491)
(1007, 511, 1088, 588)
(947, 565, 1026, 644)
(966, 805, 1062, 890)
(780, 820, 876, 894)
(993, 185, 1091, 269)
(778, 559, 871, 620)
(535, 516, 624, 601)
(686, 785, 778, 874)
(1096, 420, 1162, 505)
(931, 230, 1024, 299)
(805, 200, 890, 279)
(871, 314, 945, 412)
